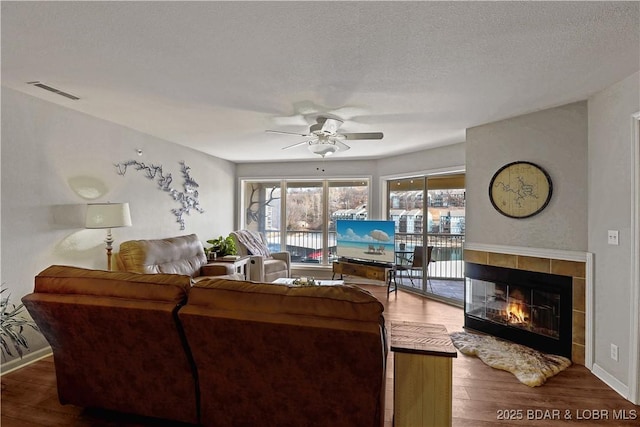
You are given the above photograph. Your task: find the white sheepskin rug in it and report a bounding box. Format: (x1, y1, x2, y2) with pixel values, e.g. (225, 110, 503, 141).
(450, 331, 572, 387)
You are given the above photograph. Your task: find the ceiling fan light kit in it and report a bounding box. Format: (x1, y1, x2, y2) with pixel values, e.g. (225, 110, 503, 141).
(267, 115, 383, 158)
(308, 141, 338, 158)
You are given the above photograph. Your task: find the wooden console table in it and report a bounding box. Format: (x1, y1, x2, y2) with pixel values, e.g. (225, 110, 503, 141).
(332, 260, 397, 292)
(390, 321, 457, 427)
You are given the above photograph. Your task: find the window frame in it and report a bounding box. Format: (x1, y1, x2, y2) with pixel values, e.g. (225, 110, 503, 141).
(239, 177, 371, 266)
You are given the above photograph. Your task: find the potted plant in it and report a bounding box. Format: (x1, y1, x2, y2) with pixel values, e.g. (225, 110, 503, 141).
(205, 235, 237, 260)
(1, 287, 39, 362)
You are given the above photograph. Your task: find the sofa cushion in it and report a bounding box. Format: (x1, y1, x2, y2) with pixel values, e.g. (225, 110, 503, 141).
(180, 278, 386, 427)
(189, 278, 383, 324)
(34, 265, 191, 303)
(192, 273, 244, 282)
(118, 234, 207, 277)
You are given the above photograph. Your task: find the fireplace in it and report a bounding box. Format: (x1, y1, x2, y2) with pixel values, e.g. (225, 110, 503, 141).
(464, 262, 573, 358)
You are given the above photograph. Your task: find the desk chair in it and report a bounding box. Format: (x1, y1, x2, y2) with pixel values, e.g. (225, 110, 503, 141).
(395, 246, 434, 292)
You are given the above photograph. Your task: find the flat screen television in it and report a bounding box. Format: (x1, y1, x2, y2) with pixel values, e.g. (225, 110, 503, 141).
(336, 219, 396, 265)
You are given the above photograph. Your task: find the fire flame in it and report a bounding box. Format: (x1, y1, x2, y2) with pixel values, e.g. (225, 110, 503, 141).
(506, 302, 528, 324)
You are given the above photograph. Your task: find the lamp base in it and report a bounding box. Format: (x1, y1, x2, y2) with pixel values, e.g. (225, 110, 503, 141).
(105, 228, 114, 271)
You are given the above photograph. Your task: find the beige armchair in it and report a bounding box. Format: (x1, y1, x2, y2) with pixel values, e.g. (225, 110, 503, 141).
(230, 230, 291, 282)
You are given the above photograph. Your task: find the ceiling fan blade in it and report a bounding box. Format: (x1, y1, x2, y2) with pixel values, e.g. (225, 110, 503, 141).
(320, 117, 344, 134)
(281, 140, 311, 150)
(266, 130, 311, 137)
(340, 132, 383, 140)
(332, 139, 351, 151)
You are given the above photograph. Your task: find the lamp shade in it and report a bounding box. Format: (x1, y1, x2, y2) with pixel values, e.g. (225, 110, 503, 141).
(85, 203, 132, 229)
(308, 143, 337, 158)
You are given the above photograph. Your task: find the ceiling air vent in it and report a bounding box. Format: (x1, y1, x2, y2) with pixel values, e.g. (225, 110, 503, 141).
(27, 81, 80, 100)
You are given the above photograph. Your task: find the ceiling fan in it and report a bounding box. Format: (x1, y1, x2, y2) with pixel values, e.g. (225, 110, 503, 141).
(265, 116, 383, 158)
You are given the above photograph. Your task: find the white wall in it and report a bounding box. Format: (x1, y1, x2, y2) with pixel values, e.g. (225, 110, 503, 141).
(376, 142, 466, 178)
(588, 71, 640, 396)
(465, 101, 588, 251)
(1, 88, 236, 366)
(463, 80, 640, 401)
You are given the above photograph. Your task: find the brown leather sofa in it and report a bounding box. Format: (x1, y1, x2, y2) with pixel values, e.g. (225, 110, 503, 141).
(116, 233, 240, 281)
(23, 265, 387, 427)
(22, 265, 199, 424)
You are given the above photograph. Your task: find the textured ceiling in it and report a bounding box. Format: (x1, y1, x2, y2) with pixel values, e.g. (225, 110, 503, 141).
(2, 1, 639, 162)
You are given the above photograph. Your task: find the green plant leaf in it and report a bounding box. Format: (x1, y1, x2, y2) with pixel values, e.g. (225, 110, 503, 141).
(1, 285, 39, 361)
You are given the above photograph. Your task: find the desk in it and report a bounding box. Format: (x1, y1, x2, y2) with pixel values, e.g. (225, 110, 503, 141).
(207, 256, 250, 280)
(395, 250, 414, 265)
(391, 321, 457, 427)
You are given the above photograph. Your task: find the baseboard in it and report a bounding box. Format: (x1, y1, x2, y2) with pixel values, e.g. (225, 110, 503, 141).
(592, 363, 630, 400)
(1, 346, 52, 376)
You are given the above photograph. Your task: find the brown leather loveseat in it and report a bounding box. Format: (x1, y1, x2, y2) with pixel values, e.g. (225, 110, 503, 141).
(116, 233, 240, 281)
(23, 265, 387, 427)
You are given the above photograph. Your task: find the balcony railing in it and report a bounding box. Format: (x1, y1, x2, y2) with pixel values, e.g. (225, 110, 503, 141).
(265, 230, 464, 280)
(396, 232, 465, 280)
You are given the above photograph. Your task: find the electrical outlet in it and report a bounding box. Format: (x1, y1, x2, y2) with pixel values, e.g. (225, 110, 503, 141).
(611, 343, 619, 361)
(608, 230, 619, 245)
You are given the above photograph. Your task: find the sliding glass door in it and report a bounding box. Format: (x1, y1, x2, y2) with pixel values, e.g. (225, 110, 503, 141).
(389, 177, 426, 292)
(387, 174, 465, 304)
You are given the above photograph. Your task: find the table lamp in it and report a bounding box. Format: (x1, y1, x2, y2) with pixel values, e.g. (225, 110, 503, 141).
(85, 202, 132, 270)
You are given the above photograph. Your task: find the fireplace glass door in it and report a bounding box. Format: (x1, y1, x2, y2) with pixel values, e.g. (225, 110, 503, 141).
(464, 262, 572, 358)
(465, 278, 561, 339)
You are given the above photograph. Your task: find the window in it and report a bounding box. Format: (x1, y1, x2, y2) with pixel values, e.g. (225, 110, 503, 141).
(242, 181, 282, 253)
(286, 181, 323, 263)
(241, 179, 369, 265)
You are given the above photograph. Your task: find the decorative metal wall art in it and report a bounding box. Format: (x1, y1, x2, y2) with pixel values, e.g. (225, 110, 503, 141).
(115, 160, 204, 230)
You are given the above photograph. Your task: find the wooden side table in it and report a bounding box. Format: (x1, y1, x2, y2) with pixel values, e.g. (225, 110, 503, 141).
(390, 321, 457, 427)
(207, 256, 250, 280)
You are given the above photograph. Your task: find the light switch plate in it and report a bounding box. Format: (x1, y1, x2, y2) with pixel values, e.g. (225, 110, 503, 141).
(607, 230, 619, 245)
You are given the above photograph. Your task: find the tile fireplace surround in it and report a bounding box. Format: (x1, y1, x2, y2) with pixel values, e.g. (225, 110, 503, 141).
(464, 244, 592, 366)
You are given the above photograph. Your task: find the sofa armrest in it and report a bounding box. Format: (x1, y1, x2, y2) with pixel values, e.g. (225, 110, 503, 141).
(248, 255, 265, 282)
(271, 251, 291, 265)
(200, 263, 234, 277)
(248, 252, 291, 282)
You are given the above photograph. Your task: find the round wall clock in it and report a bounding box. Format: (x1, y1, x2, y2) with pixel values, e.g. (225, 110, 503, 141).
(488, 161, 553, 219)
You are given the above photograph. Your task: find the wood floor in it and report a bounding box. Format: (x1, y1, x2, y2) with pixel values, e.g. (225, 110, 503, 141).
(2, 285, 638, 427)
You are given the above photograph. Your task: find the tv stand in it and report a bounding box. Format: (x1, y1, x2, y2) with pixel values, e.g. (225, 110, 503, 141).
(332, 259, 396, 293)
